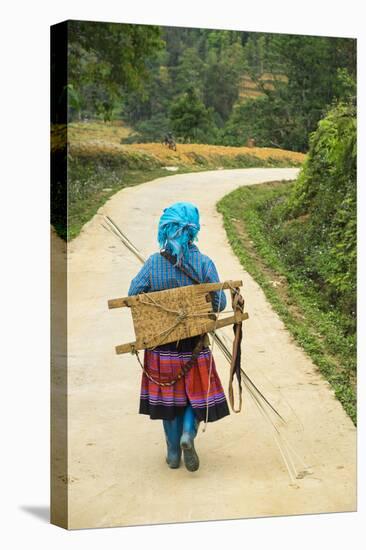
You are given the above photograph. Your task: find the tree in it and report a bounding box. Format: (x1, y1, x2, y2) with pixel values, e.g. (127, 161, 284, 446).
(67, 21, 163, 120)
(284, 96, 356, 314)
(206, 41, 246, 124)
(222, 95, 286, 146)
(170, 87, 217, 142)
(261, 35, 356, 150)
(173, 47, 206, 98)
(226, 34, 356, 151)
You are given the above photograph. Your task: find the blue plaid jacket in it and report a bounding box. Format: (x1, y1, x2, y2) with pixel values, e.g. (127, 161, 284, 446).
(128, 244, 226, 312)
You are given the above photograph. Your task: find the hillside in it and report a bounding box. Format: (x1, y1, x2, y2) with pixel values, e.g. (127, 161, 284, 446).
(238, 72, 288, 100)
(51, 120, 305, 241)
(65, 22, 355, 152)
(52, 121, 305, 168)
(218, 97, 357, 423)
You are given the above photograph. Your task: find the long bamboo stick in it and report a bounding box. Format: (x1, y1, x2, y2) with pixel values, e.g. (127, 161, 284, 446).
(102, 215, 285, 422)
(102, 215, 311, 480)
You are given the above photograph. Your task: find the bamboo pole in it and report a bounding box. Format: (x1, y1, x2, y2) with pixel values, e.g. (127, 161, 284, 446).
(102, 215, 313, 481)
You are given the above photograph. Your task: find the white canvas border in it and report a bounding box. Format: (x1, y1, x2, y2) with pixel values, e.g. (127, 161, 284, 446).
(1, 0, 364, 548)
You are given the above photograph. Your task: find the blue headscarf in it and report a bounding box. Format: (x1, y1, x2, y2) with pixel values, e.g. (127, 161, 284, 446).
(158, 202, 200, 265)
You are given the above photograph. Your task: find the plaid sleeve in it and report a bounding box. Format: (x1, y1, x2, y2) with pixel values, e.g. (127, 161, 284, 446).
(204, 259, 227, 312)
(128, 257, 152, 296)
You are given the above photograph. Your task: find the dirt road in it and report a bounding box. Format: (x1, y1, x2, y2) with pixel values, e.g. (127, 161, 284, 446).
(65, 168, 356, 529)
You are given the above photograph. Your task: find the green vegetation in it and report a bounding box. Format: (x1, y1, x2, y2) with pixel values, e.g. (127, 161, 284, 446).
(217, 98, 356, 424)
(66, 23, 356, 153)
(66, 21, 163, 123)
(284, 99, 356, 318)
(66, 163, 171, 241)
(50, 21, 357, 421)
(53, 144, 303, 241)
(170, 87, 218, 144)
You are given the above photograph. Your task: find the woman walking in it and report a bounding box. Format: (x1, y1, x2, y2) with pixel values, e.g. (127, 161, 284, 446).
(128, 202, 230, 471)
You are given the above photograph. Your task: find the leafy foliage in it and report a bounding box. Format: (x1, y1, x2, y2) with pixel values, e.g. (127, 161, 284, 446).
(278, 98, 356, 318)
(217, 96, 357, 422)
(222, 95, 284, 147)
(222, 36, 356, 151)
(218, 178, 356, 424)
(122, 114, 171, 143)
(203, 41, 246, 124)
(67, 21, 163, 120)
(170, 87, 218, 143)
(67, 23, 356, 152)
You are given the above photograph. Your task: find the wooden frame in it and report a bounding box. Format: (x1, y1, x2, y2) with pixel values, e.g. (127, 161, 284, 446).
(108, 280, 248, 354)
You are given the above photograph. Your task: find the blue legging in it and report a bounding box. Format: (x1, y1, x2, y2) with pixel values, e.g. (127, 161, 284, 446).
(163, 404, 198, 455)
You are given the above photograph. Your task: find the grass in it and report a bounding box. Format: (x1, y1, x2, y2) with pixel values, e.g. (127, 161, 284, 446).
(217, 180, 356, 424)
(52, 121, 306, 168)
(125, 142, 305, 167)
(51, 120, 134, 151)
(65, 155, 263, 241)
(67, 166, 173, 241)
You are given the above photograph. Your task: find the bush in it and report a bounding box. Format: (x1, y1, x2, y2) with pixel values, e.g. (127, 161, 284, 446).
(169, 87, 219, 144)
(282, 98, 356, 318)
(121, 113, 171, 143)
(222, 96, 275, 147)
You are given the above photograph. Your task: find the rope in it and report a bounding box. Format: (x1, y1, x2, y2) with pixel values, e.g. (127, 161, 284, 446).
(139, 292, 181, 315)
(139, 282, 245, 422)
(134, 335, 205, 387)
(134, 280, 226, 426)
(140, 291, 238, 318)
(104, 217, 312, 485)
(145, 317, 185, 350)
(227, 286, 244, 413)
(138, 291, 237, 350)
(202, 282, 225, 433)
(139, 280, 246, 421)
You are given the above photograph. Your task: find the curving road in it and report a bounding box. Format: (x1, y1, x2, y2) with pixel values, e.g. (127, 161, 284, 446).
(64, 168, 356, 529)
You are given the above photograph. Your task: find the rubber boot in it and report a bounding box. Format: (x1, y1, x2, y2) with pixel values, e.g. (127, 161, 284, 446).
(162, 415, 183, 468)
(180, 404, 200, 472)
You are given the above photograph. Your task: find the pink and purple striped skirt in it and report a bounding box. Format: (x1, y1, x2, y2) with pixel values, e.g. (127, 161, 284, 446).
(139, 336, 230, 422)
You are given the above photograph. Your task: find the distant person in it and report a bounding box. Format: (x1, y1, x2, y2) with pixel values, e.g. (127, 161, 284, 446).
(163, 132, 177, 151)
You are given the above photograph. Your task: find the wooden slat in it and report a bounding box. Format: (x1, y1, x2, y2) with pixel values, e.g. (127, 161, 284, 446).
(115, 342, 136, 354)
(108, 279, 243, 309)
(211, 312, 249, 330)
(114, 312, 249, 354)
(110, 279, 248, 354)
(194, 280, 242, 293)
(108, 297, 131, 309)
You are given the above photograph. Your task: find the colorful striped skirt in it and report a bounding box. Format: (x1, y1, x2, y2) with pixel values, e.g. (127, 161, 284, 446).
(139, 335, 230, 422)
